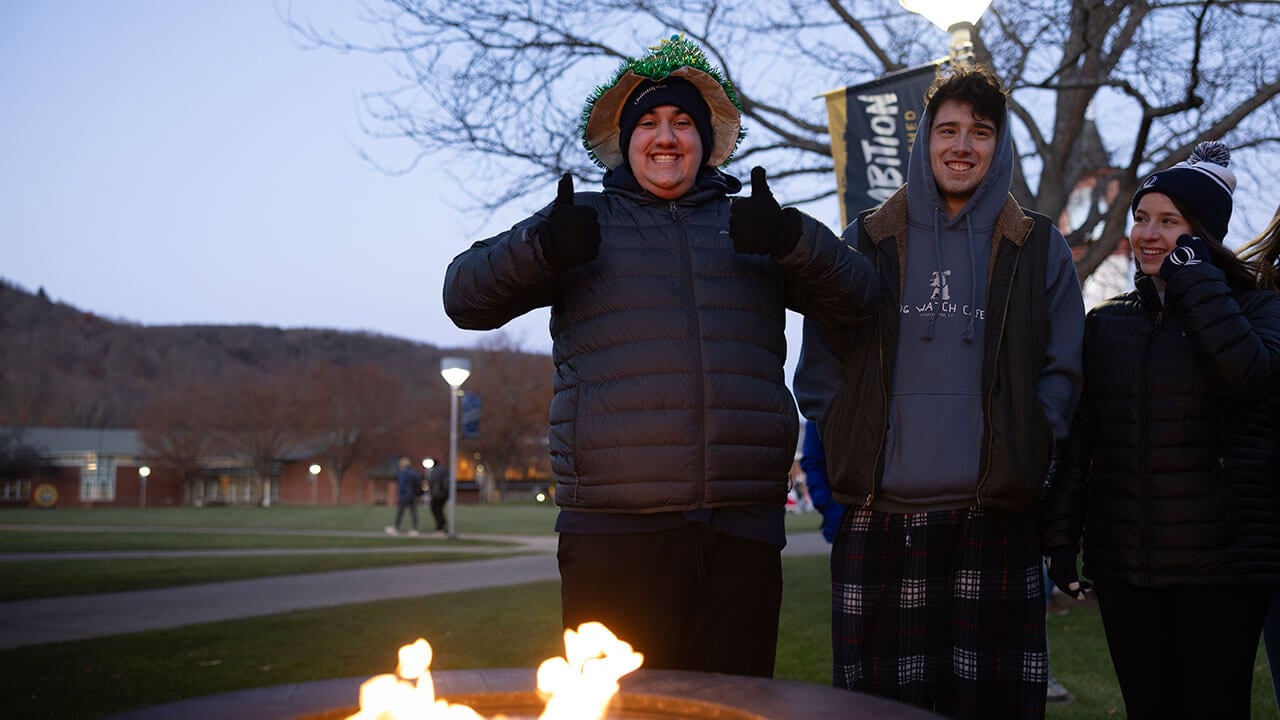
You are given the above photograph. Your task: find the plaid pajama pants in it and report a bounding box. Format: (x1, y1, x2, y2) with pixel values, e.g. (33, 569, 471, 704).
(831, 505, 1047, 720)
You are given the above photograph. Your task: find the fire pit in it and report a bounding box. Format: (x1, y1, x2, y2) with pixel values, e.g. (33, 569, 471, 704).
(101, 669, 940, 719)
(101, 624, 940, 719)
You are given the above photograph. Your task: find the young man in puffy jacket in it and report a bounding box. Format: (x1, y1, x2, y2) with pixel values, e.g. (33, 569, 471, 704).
(444, 36, 883, 678)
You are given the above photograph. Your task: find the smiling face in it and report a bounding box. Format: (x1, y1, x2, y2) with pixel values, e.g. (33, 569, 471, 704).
(929, 99, 997, 217)
(626, 104, 703, 200)
(1130, 192, 1194, 276)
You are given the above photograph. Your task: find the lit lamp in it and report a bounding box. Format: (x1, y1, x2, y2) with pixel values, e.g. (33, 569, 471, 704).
(308, 463, 321, 506)
(138, 465, 151, 508)
(900, 0, 993, 64)
(440, 356, 471, 540)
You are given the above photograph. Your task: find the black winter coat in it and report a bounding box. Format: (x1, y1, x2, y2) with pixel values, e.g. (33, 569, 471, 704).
(443, 169, 882, 513)
(1042, 265, 1280, 588)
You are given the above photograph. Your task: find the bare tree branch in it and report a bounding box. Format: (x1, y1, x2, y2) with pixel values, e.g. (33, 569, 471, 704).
(288, 0, 1280, 284)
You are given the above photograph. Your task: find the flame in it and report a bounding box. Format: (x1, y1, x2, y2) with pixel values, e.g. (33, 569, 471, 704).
(344, 623, 643, 720)
(536, 622, 644, 720)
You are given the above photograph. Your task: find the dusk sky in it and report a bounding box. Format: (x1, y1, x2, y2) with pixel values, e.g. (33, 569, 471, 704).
(2, 1, 548, 355)
(4, 3, 1272, 377)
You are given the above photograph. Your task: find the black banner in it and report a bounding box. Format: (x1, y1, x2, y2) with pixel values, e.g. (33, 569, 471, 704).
(461, 392, 481, 439)
(823, 63, 937, 227)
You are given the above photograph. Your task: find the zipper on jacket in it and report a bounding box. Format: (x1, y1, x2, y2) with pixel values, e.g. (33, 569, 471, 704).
(673, 201, 708, 502)
(975, 248, 1020, 505)
(864, 328, 890, 509)
(1136, 309, 1163, 585)
(862, 244, 895, 510)
(1137, 311, 1163, 470)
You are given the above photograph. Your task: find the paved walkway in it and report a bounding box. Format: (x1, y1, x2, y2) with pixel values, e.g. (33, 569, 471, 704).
(0, 529, 829, 651)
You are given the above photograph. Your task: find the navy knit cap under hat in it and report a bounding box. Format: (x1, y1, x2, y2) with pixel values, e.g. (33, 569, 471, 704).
(617, 77, 714, 166)
(1131, 141, 1237, 242)
(581, 35, 744, 170)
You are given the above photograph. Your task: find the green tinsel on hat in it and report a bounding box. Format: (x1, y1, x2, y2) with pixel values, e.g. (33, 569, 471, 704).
(581, 34, 745, 170)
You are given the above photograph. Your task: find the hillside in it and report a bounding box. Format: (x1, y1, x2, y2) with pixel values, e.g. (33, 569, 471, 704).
(0, 278, 468, 428)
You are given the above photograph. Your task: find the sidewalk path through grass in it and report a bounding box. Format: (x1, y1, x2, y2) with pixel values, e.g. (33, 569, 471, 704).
(0, 529, 828, 650)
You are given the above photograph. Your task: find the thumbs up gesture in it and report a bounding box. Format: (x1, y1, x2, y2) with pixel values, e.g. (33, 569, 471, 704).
(730, 166, 802, 258)
(538, 173, 601, 273)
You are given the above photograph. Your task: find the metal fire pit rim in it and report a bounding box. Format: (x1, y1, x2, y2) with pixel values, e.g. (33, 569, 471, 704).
(97, 667, 942, 720)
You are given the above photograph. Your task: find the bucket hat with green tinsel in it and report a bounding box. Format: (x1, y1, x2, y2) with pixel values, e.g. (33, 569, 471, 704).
(582, 35, 744, 170)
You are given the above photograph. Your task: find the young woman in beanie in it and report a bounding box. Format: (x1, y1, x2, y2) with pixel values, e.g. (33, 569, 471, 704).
(444, 36, 883, 677)
(1042, 142, 1280, 719)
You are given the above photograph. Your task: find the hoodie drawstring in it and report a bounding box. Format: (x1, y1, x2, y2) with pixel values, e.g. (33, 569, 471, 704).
(923, 207, 943, 341)
(923, 207, 979, 343)
(961, 216, 978, 343)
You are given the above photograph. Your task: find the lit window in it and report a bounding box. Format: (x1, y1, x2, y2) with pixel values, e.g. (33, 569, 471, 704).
(79, 457, 117, 502)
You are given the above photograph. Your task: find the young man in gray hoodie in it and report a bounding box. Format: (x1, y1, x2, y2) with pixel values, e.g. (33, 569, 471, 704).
(794, 65, 1084, 719)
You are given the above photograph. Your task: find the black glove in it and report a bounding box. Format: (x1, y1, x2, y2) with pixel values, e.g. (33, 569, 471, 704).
(1158, 234, 1210, 282)
(730, 166, 802, 258)
(1046, 546, 1092, 600)
(537, 173, 600, 273)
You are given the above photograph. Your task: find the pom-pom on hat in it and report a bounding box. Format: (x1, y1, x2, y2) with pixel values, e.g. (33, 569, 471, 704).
(582, 34, 744, 170)
(1131, 141, 1237, 242)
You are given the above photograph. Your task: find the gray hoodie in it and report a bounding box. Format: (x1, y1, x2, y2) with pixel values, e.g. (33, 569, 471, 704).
(879, 100, 1002, 507)
(798, 100, 1084, 512)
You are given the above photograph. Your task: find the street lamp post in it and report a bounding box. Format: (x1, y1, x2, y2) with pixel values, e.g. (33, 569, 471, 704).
(899, 0, 993, 64)
(440, 357, 471, 540)
(138, 465, 151, 508)
(308, 464, 321, 506)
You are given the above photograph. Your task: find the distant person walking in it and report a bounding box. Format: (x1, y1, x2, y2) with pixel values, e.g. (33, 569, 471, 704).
(426, 457, 449, 536)
(385, 457, 423, 537)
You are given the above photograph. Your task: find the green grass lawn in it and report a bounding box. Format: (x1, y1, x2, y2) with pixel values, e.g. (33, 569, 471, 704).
(0, 579, 567, 720)
(6, 555, 1274, 720)
(0, 504, 824, 535)
(0, 506, 1276, 719)
(0, 509, 524, 600)
(0, 529, 513, 552)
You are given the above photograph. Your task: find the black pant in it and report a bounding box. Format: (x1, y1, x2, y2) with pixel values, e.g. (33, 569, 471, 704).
(430, 496, 447, 531)
(1095, 582, 1270, 720)
(392, 501, 418, 530)
(557, 525, 782, 678)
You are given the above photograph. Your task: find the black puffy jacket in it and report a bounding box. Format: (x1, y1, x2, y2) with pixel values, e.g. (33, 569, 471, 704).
(1042, 266, 1280, 587)
(443, 169, 882, 513)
